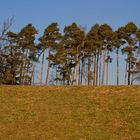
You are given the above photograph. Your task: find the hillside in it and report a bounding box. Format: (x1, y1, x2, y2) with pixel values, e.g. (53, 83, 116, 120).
(0, 86, 140, 140)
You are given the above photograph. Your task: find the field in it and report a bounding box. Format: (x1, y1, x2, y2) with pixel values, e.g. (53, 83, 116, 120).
(0, 86, 140, 140)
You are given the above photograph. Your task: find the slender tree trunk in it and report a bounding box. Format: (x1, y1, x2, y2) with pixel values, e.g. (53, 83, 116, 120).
(22, 49, 29, 84)
(72, 67, 76, 85)
(19, 53, 24, 85)
(106, 50, 109, 85)
(81, 56, 85, 85)
(67, 67, 71, 85)
(131, 72, 134, 85)
(63, 77, 65, 85)
(81, 58, 83, 85)
(67, 81, 69, 85)
(99, 52, 102, 86)
(101, 47, 107, 85)
(40, 50, 45, 84)
(96, 50, 99, 85)
(131, 62, 136, 85)
(74, 64, 77, 85)
(128, 59, 131, 85)
(106, 61, 108, 85)
(55, 66, 58, 85)
(77, 59, 80, 85)
(76, 46, 80, 85)
(31, 53, 40, 85)
(80, 41, 85, 85)
(93, 53, 96, 85)
(116, 48, 119, 85)
(84, 60, 87, 85)
(45, 49, 51, 85)
(124, 62, 127, 85)
(26, 58, 32, 85)
(31, 63, 36, 85)
(87, 54, 91, 85)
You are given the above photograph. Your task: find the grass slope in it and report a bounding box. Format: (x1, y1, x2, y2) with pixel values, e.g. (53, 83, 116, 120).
(0, 86, 140, 140)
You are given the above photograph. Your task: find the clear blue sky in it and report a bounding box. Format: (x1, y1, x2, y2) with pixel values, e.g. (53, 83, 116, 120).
(0, 0, 140, 33)
(0, 0, 140, 84)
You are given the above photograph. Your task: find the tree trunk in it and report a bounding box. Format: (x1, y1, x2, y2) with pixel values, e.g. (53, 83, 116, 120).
(80, 41, 85, 85)
(45, 49, 51, 85)
(76, 59, 80, 85)
(106, 50, 109, 85)
(106, 61, 108, 85)
(55, 66, 58, 85)
(124, 62, 127, 85)
(93, 53, 96, 85)
(84, 62, 87, 85)
(99, 53, 102, 86)
(131, 72, 134, 85)
(22, 49, 29, 84)
(101, 47, 107, 85)
(96, 50, 99, 85)
(81, 58, 84, 85)
(72, 67, 76, 85)
(31, 63, 36, 85)
(81, 53, 85, 85)
(40, 50, 45, 84)
(128, 59, 131, 85)
(87, 54, 91, 85)
(19, 53, 24, 85)
(131, 61, 136, 85)
(76, 46, 80, 85)
(116, 48, 119, 85)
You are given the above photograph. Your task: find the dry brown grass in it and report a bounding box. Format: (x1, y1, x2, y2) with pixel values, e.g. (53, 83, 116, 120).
(0, 86, 140, 140)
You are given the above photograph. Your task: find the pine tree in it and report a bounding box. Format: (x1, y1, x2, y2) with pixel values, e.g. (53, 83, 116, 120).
(18, 24, 38, 85)
(61, 23, 85, 85)
(121, 22, 137, 85)
(39, 23, 62, 85)
(85, 24, 101, 85)
(98, 24, 114, 85)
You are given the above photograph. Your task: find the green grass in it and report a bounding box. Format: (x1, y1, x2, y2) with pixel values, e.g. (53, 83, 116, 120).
(0, 86, 140, 140)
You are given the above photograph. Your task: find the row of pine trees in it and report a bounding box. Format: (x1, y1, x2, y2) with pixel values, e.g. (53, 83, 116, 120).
(1, 18, 140, 85)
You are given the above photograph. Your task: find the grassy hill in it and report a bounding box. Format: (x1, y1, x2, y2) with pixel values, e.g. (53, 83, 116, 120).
(0, 86, 140, 140)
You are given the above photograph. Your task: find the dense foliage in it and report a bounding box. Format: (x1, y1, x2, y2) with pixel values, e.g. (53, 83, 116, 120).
(1, 19, 140, 85)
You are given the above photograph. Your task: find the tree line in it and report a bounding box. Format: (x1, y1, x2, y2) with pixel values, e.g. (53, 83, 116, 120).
(0, 18, 140, 85)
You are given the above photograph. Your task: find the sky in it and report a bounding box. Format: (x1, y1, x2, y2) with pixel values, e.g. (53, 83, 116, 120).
(1, 0, 140, 32)
(0, 0, 140, 84)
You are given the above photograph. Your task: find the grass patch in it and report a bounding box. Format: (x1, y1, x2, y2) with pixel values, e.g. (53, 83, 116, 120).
(0, 86, 140, 140)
